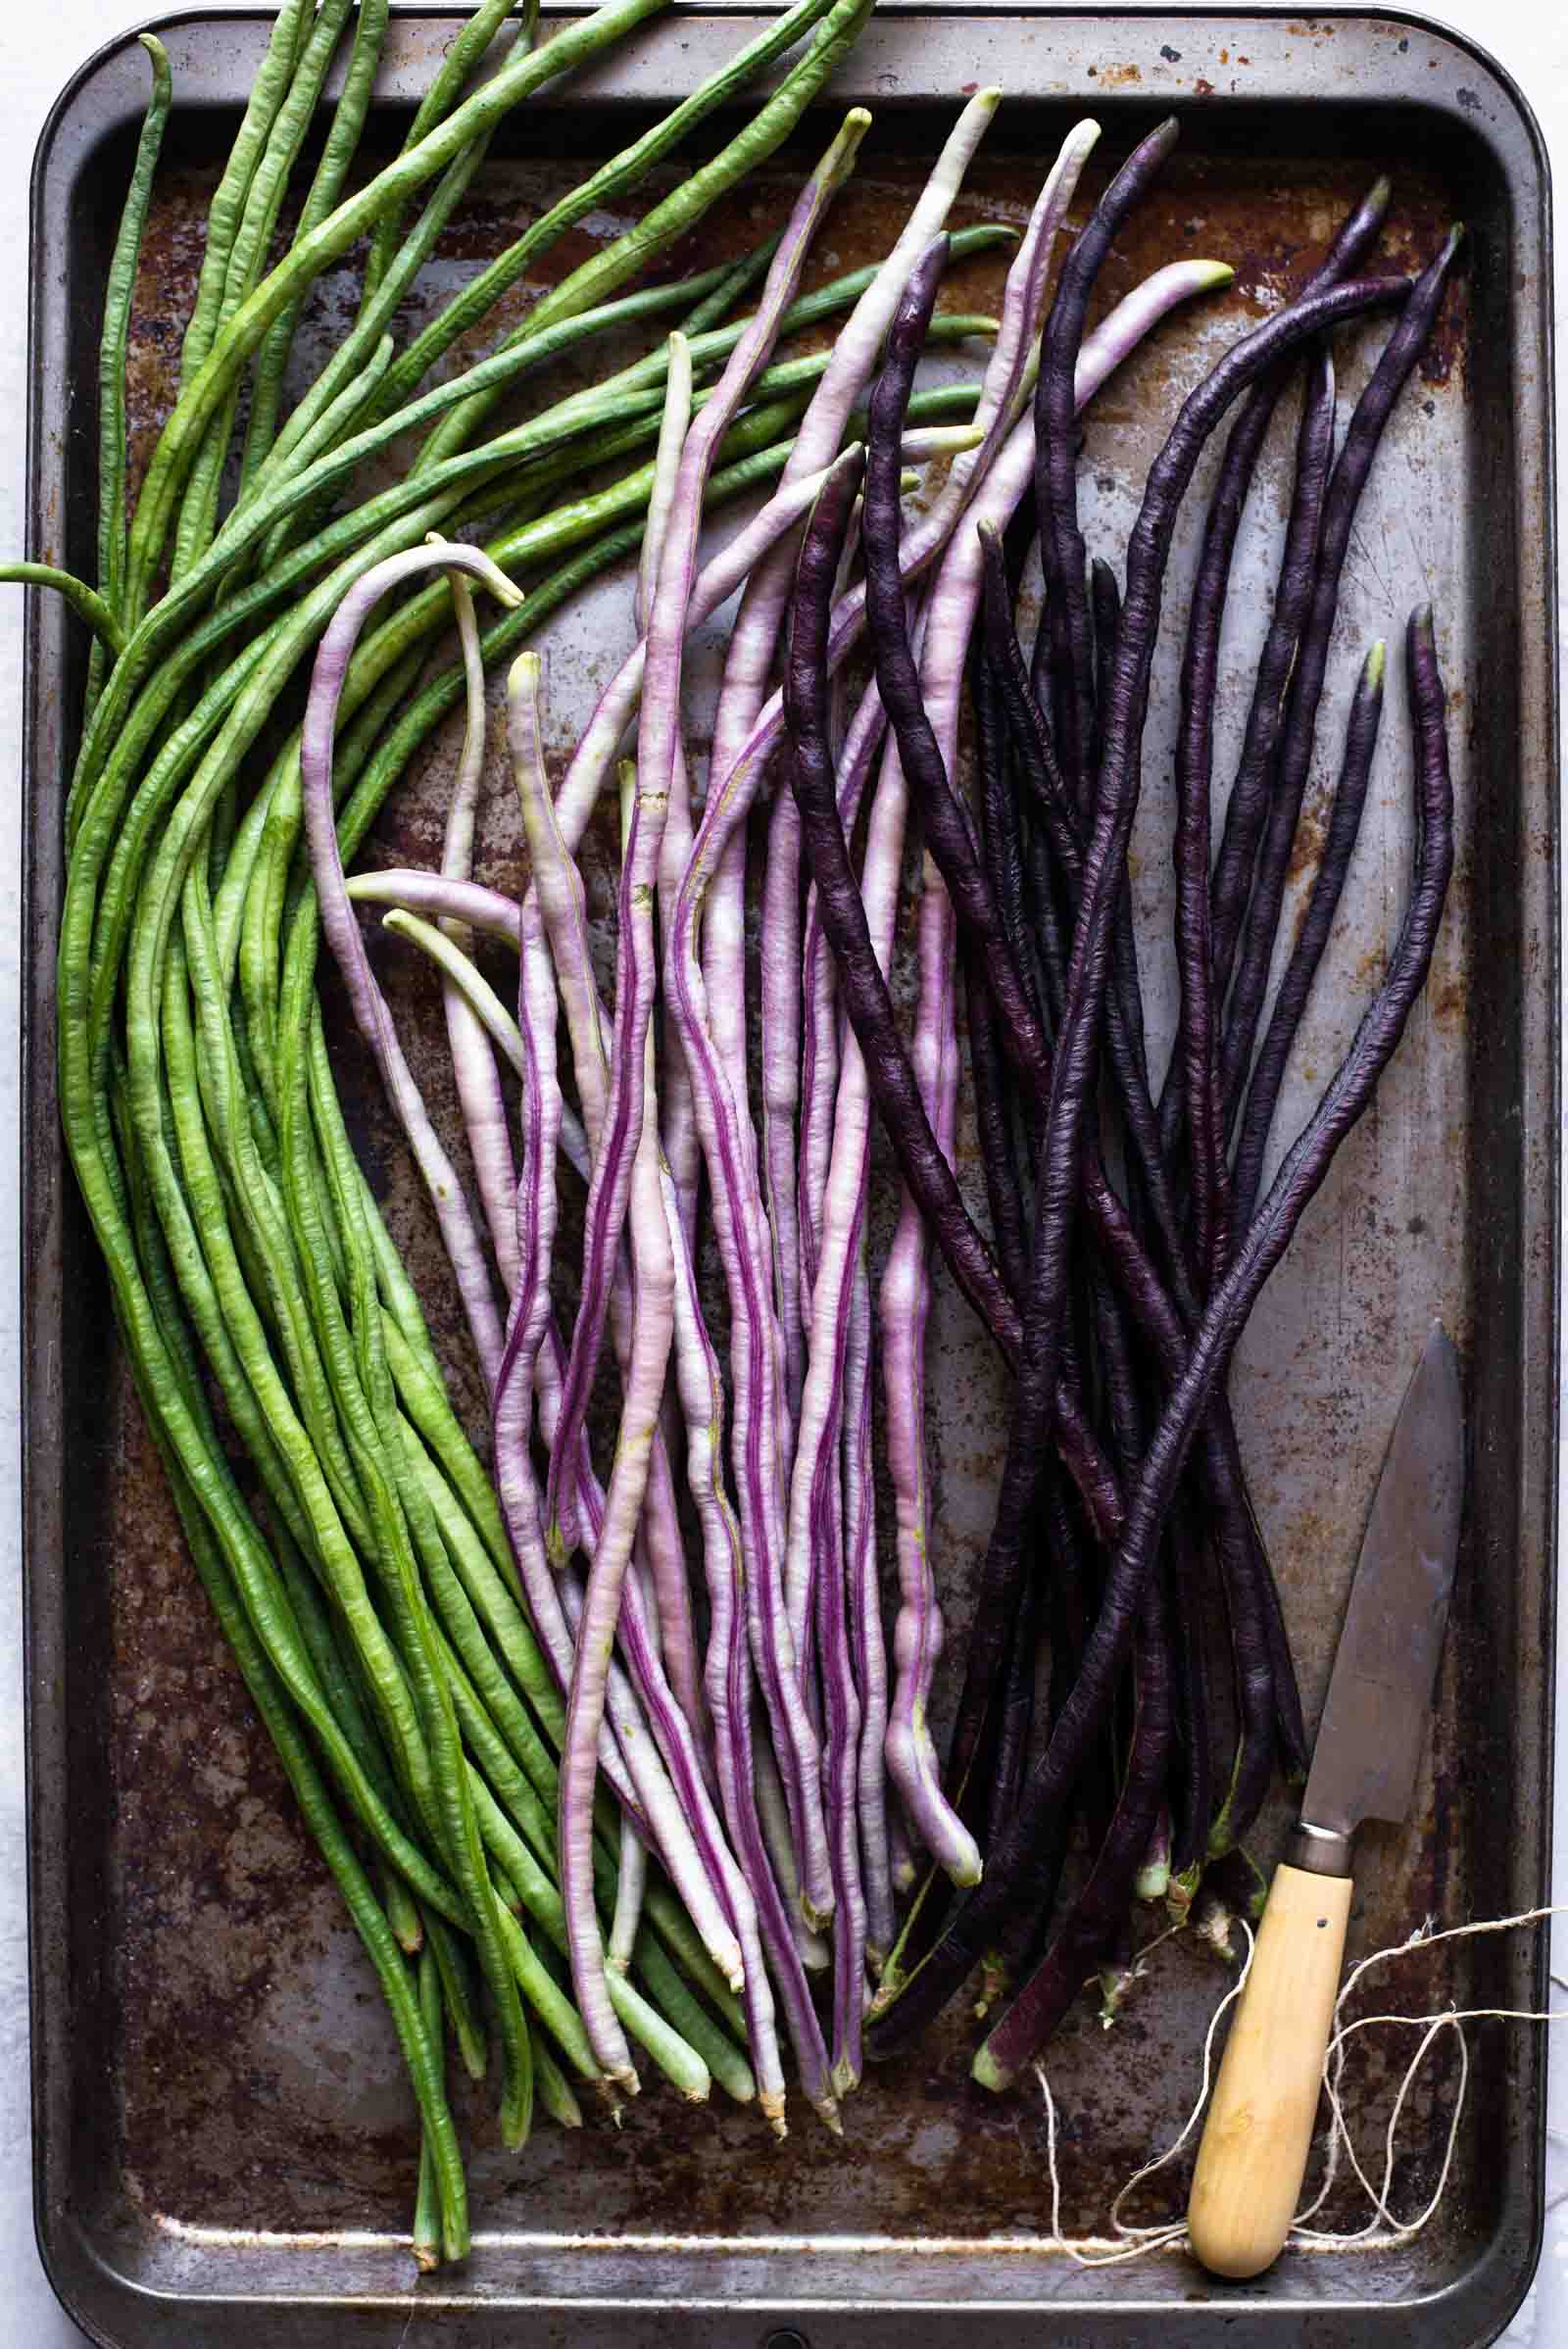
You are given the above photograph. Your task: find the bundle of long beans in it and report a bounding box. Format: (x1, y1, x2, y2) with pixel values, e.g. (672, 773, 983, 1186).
(17, 0, 1460, 2266)
(794, 128, 1460, 2084)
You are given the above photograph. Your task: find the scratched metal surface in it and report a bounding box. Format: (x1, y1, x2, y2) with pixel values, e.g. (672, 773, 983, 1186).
(20, 9, 1556, 2346)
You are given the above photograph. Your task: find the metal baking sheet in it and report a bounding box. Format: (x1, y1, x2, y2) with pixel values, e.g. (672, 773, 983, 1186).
(21, 6, 1557, 2343)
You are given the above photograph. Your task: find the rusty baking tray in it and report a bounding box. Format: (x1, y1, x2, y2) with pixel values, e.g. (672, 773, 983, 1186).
(20, 4, 1558, 2343)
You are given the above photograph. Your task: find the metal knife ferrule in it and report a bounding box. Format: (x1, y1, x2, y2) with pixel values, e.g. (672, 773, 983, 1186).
(1286, 1821, 1354, 1877)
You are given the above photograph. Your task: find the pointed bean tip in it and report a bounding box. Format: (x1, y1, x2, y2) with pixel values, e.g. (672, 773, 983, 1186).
(137, 30, 172, 76)
(1368, 171, 1395, 214)
(1364, 637, 1389, 690)
(1445, 220, 1467, 259)
(1195, 260, 1235, 290)
(508, 646, 541, 694)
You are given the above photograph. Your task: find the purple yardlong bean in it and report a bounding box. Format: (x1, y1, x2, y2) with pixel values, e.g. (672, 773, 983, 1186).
(847, 262, 1236, 1326)
(972, 1574, 1174, 2089)
(873, 477, 1231, 1832)
(784, 476, 1015, 1355)
(1220, 230, 1462, 1137)
(694, 113, 1112, 1083)
(1230, 636, 1387, 1233)
(964, 945, 1031, 1299)
(1164, 176, 1391, 1171)
(642, 271, 1221, 1938)
(1164, 1506, 1214, 1884)
(953, 284, 1429, 1863)
(987, 1531, 1043, 1844)
(1034, 119, 1180, 803)
(976, 521, 1300, 1824)
(966, 618, 1450, 2080)
(1204, 348, 1338, 1028)
(794, 587, 984, 1888)
(1202, 178, 1391, 969)
(872, 267, 1424, 2047)
(868, 429, 1447, 2067)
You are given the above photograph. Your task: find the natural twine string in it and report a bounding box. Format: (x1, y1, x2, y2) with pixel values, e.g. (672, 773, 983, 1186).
(1033, 1900, 1568, 2267)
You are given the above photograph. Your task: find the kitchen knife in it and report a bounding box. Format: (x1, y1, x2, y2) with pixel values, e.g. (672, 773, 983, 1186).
(1186, 1323, 1464, 2280)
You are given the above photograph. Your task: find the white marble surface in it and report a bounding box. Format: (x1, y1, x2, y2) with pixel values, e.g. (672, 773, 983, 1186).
(0, 3, 1562, 2342)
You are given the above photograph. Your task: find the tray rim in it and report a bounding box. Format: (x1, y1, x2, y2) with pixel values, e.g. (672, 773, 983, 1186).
(21, 8, 1559, 2345)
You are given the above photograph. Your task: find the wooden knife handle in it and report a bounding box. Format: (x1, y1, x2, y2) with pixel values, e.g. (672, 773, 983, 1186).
(1187, 1862, 1353, 2279)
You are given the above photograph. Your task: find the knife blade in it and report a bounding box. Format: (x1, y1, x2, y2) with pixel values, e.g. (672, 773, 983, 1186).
(1187, 1324, 1465, 2281)
(1297, 1324, 1464, 1852)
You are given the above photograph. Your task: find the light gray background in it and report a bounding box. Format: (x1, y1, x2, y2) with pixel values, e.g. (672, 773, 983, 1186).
(0, 3, 1561, 2342)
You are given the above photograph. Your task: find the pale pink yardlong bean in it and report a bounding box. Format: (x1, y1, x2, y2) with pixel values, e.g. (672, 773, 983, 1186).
(662, 1161, 822, 2129)
(438, 571, 520, 1294)
(508, 639, 706, 1739)
(552, 126, 876, 1933)
(498, 662, 741, 1990)
(301, 540, 519, 1387)
(642, 338, 706, 1254)
(881, 831, 974, 1879)
(842, 1229, 891, 1958)
(704, 86, 1004, 1433)
(500, 697, 791, 2111)
(545, 116, 868, 1610)
(507, 655, 744, 2070)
